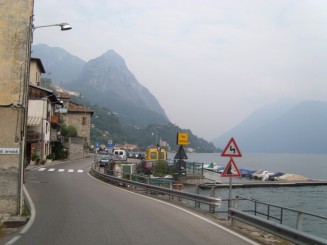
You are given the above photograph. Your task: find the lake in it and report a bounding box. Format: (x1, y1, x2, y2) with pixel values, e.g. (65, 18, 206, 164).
(168, 152, 327, 239)
(168, 152, 327, 180)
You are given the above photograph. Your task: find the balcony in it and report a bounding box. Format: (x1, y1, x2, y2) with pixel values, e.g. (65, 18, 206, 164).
(27, 131, 41, 141)
(50, 115, 60, 124)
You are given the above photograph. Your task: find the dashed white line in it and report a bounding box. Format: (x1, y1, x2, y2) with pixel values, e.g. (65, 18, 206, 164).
(36, 168, 84, 174)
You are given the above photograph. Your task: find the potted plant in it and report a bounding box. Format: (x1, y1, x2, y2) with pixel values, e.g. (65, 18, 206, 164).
(31, 153, 40, 165)
(46, 154, 53, 163)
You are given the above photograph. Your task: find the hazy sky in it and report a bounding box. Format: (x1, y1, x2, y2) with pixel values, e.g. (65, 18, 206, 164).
(33, 0, 327, 141)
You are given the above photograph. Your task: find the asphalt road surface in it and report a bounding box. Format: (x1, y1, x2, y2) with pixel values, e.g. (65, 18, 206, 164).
(4, 158, 258, 245)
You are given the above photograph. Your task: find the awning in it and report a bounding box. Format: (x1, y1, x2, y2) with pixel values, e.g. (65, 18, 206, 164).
(27, 116, 42, 126)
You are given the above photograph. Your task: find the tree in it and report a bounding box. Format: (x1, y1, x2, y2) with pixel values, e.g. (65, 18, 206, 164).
(61, 124, 78, 137)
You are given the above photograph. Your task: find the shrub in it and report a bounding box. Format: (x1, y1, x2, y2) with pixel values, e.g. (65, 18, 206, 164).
(153, 160, 168, 177)
(46, 154, 53, 160)
(31, 153, 40, 162)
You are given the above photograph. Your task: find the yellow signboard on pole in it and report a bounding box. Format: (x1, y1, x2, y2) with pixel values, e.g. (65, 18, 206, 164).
(177, 132, 189, 145)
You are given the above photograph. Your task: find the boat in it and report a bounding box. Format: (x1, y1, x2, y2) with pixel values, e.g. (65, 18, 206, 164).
(250, 169, 274, 181)
(203, 162, 223, 172)
(239, 168, 257, 177)
(268, 172, 285, 181)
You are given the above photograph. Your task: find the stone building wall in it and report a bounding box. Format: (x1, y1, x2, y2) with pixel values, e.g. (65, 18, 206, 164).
(0, 0, 34, 215)
(62, 113, 91, 144)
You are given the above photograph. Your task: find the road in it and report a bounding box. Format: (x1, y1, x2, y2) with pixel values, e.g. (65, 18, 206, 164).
(4, 158, 258, 245)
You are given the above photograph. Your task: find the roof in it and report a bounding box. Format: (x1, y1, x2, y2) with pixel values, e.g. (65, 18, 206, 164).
(31, 57, 45, 73)
(57, 91, 70, 99)
(68, 101, 94, 115)
(29, 84, 59, 103)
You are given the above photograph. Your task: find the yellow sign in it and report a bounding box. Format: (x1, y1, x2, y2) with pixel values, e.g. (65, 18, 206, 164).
(177, 133, 189, 145)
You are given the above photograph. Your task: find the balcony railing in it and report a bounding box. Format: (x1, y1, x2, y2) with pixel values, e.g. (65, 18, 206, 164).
(27, 131, 41, 141)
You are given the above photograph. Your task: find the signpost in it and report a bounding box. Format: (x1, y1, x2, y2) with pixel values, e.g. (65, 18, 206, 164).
(175, 133, 189, 176)
(107, 139, 114, 153)
(221, 137, 242, 210)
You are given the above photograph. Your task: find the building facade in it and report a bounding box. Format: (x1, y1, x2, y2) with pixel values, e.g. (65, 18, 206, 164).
(0, 0, 34, 215)
(27, 84, 62, 164)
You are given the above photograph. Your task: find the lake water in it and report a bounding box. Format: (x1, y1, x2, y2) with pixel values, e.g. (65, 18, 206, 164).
(168, 152, 327, 239)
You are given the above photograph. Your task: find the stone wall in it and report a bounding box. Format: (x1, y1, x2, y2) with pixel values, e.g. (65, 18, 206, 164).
(62, 113, 91, 144)
(0, 0, 34, 215)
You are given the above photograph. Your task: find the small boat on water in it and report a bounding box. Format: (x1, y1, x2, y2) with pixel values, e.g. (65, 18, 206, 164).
(203, 162, 223, 172)
(250, 169, 274, 181)
(239, 168, 256, 177)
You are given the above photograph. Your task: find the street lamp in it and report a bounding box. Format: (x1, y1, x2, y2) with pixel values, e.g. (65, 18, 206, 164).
(33, 22, 72, 31)
(17, 20, 72, 214)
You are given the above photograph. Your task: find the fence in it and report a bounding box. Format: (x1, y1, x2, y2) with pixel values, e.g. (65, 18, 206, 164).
(228, 195, 327, 245)
(90, 164, 221, 213)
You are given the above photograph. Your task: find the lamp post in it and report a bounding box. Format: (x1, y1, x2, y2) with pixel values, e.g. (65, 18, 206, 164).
(17, 21, 72, 214)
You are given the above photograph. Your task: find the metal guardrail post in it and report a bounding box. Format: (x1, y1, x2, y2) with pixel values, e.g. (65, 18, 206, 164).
(254, 200, 257, 216)
(296, 211, 303, 231)
(209, 186, 215, 197)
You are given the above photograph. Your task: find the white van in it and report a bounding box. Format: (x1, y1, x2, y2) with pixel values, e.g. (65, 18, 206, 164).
(113, 149, 127, 161)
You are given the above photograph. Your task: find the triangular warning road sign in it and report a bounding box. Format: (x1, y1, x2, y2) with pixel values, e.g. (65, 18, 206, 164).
(221, 158, 241, 177)
(221, 137, 242, 157)
(174, 145, 188, 160)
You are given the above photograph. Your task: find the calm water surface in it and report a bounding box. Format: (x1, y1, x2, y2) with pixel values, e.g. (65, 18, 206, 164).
(168, 152, 327, 239)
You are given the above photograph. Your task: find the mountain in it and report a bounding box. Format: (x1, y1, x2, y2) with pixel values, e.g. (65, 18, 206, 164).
(213, 100, 327, 154)
(32, 44, 85, 84)
(66, 50, 169, 126)
(33, 44, 169, 127)
(34, 44, 217, 152)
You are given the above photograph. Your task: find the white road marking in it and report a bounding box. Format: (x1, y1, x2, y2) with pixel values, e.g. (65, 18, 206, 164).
(77, 169, 83, 173)
(48, 168, 55, 172)
(38, 168, 46, 171)
(58, 169, 65, 172)
(68, 169, 74, 172)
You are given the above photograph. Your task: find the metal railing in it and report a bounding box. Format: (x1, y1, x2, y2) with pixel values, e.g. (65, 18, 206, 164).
(228, 195, 327, 245)
(233, 195, 327, 229)
(90, 165, 221, 213)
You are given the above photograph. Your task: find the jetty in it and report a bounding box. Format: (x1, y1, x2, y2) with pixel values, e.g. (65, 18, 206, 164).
(199, 180, 327, 189)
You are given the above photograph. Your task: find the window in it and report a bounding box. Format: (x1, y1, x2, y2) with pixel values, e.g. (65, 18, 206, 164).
(82, 117, 87, 125)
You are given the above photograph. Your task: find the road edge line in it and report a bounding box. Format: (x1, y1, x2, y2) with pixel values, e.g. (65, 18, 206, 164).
(87, 172, 260, 245)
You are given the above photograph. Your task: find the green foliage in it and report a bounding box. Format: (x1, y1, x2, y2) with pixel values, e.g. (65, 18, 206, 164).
(61, 124, 78, 137)
(53, 142, 68, 160)
(31, 152, 40, 161)
(46, 154, 53, 160)
(152, 160, 168, 177)
(22, 203, 30, 217)
(42, 79, 218, 153)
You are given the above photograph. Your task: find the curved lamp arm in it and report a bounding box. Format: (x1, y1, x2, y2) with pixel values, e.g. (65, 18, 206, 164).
(33, 23, 72, 31)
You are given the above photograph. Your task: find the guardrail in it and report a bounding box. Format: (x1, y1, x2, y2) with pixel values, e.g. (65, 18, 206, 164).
(228, 195, 327, 245)
(90, 165, 221, 213)
(229, 208, 327, 245)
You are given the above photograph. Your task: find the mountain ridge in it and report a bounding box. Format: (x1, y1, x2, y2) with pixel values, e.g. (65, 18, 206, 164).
(32, 44, 169, 127)
(213, 99, 327, 154)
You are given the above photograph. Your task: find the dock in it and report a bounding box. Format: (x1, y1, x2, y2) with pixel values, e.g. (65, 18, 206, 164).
(199, 180, 327, 189)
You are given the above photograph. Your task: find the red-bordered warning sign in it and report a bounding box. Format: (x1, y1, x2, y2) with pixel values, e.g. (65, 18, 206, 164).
(221, 137, 242, 157)
(221, 158, 241, 177)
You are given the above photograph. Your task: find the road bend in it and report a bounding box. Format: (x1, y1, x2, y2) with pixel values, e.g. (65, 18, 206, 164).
(8, 158, 258, 245)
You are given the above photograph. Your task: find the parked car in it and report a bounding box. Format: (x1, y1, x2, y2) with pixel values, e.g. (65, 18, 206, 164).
(99, 155, 111, 167)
